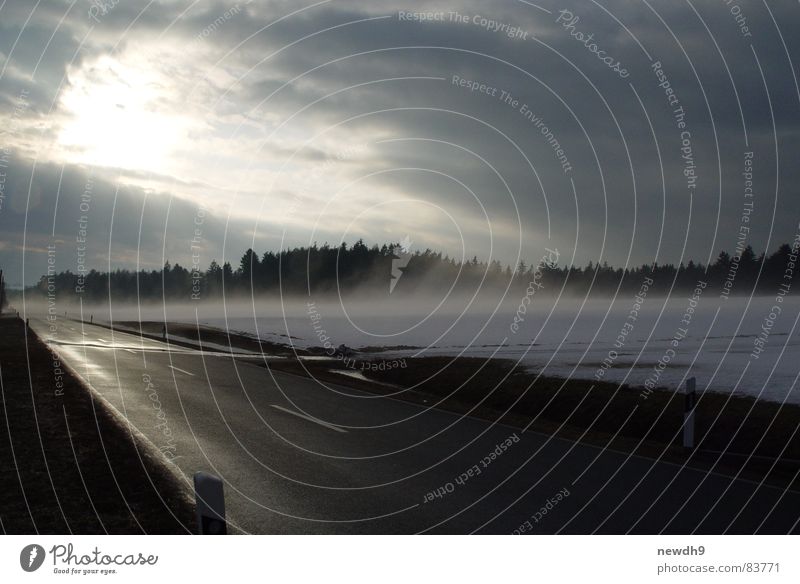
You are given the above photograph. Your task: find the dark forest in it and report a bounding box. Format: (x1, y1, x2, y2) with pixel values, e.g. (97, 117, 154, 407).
(27, 239, 800, 302)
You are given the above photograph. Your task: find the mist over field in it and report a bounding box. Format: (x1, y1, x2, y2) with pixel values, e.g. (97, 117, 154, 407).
(23, 290, 800, 405)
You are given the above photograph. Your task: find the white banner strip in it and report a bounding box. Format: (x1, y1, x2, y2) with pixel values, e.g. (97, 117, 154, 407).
(1, 535, 796, 583)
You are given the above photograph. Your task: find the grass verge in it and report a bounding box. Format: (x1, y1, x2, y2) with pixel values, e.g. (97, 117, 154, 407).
(0, 314, 194, 534)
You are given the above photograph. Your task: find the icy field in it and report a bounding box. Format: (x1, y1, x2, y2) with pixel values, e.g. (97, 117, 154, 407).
(87, 293, 800, 404)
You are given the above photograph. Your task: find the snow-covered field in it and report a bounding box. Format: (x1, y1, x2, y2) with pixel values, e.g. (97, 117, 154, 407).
(84, 292, 800, 404)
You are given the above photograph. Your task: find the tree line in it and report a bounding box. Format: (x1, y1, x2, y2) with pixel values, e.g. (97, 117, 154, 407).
(0, 269, 7, 313)
(28, 239, 800, 303)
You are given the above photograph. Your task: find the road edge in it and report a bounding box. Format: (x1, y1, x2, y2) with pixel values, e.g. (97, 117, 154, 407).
(28, 319, 198, 529)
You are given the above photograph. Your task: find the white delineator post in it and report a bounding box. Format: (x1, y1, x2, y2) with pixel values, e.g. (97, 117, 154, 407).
(194, 471, 227, 535)
(683, 377, 697, 451)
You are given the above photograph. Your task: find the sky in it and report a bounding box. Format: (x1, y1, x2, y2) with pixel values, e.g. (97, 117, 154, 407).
(1, 0, 799, 287)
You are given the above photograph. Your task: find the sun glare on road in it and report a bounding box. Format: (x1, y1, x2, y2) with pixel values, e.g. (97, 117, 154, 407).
(57, 55, 189, 174)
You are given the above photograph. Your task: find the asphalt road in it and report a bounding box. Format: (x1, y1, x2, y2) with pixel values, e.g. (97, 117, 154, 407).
(30, 317, 800, 534)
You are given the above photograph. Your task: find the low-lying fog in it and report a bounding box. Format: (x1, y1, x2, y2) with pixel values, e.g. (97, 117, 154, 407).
(21, 291, 800, 405)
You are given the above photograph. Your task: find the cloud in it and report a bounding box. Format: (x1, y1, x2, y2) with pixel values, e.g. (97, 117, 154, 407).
(1, 0, 799, 284)
(0, 154, 264, 287)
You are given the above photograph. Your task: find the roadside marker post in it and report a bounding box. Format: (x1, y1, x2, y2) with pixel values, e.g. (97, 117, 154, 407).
(194, 471, 227, 535)
(683, 377, 697, 451)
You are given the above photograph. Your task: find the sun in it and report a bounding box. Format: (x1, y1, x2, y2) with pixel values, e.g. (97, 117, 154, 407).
(57, 55, 189, 174)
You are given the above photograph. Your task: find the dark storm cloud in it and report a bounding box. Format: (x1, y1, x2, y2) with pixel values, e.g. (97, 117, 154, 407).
(0, 155, 261, 287)
(195, 0, 797, 265)
(1, 0, 800, 284)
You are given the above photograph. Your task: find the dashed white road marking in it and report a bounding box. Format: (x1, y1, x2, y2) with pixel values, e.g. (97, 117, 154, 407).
(168, 365, 195, 377)
(270, 404, 347, 434)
